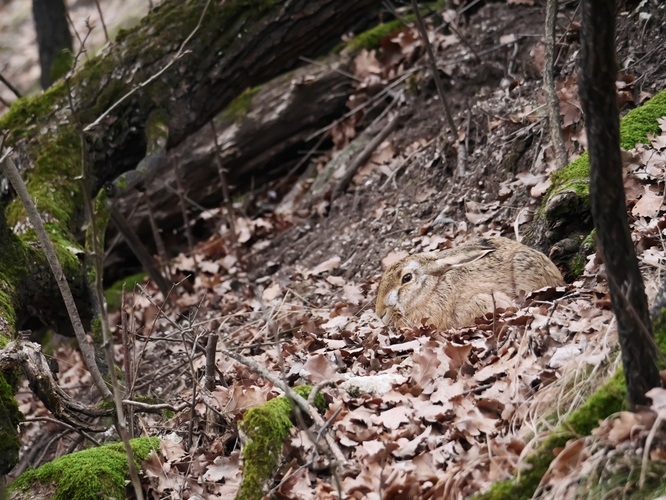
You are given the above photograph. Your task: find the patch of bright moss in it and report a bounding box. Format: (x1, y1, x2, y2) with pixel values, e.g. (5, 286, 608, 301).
(0, 84, 67, 143)
(474, 372, 626, 500)
(9, 437, 159, 500)
(346, 20, 405, 52)
(221, 87, 261, 123)
(547, 88, 666, 203)
(50, 49, 74, 84)
(237, 386, 325, 500)
(105, 272, 148, 311)
(0, 373, 23, 474)
(568, 253, 586, 277)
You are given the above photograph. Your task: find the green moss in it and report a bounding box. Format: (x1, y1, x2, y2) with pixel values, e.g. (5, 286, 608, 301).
(221, 87, 261, 122)
(345, 20, 405, 52)
(50, 49, 74, 84)
(105, 272, 148, 312)
(0, 84, 67, 142)
(474, 372, 626, 500)
(144, 108, 170, 153)
(0, 373, 23, 474)
(619, 89, 666, 149)
(9, 437, 159, 500)
(0, 225, 31, 332)
(582, 229, 596, 252)
(547, 88, 666, 204)
(568, 253, 586, 277)
(237, 386, 325, 500)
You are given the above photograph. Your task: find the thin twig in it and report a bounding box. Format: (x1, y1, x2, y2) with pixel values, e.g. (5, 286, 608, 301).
(0, 153, 112, 400)
(221, 347, 347, 464)
(173, 158, 195, 254)
(410, 0, 457, 139)
(0, 73, 22, 98)
(544, 0, 568, 168)
(83, 0, 213, 131)
(92, 0, 110, 43)
(209, 120, 238, 251)
(23, 416, 102, 446)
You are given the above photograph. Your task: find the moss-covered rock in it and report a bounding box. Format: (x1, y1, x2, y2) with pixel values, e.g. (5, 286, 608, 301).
(237, 386, 326, 500)
(525, 87, 666, 268)
(9, 437, 159, 500)
(474, 372, 626, 500)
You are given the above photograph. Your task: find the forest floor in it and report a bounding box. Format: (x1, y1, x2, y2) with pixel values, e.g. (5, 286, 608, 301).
(5, 0, 666, 499)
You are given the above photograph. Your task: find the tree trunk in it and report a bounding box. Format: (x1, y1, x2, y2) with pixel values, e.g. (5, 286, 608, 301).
(0, 0, 379, 475)
(106, 56, 355, 273)
(0, 0, 379, 338)
(32, 0, 72, 89)
(579, 0, 660, 409)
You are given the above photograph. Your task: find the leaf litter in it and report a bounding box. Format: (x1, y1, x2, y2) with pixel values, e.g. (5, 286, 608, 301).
(5, 1, 666, 498)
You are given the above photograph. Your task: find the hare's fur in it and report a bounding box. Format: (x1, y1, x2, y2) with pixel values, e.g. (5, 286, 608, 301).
(376, 237, 564, 330)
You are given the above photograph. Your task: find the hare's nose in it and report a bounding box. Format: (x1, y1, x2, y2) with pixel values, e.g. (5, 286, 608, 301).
(379, 308, 393, 325)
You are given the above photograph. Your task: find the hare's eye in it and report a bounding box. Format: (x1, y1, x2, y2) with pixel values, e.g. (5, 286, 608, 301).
(401, 273, 412, 284)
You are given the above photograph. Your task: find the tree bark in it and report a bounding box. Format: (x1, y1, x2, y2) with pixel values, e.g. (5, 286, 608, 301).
(107, 57, 354, 272)
(0, 0, 379, 337)
(0, 0, 379, 475)
(579, 0, 660, 409)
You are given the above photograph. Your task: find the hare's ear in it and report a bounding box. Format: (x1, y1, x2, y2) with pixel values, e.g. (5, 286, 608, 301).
(428, 248, 495, 275)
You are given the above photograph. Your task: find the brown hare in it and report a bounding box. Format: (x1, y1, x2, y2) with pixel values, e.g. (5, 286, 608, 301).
(376, 237, 564, 330)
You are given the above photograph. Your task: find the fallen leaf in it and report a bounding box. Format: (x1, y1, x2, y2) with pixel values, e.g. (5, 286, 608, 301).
(632, 185, 663, 217)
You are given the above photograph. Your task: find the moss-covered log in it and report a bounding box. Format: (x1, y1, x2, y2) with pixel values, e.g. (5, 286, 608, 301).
(8, 437, 159, 500)
(238, 386, 326, 500)
(523, 88, 666, 275)
(0, 0, 379, 476)
(0, 0, 380, 338)
(108, 56, 355, 270)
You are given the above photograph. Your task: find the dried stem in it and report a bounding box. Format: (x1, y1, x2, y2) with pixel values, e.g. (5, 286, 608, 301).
(544, 0, 568, 169)
(221, 347, 346, 464)
(410, 0, 457, 139)
(0, 153, 112, 401)
(143, 192, 170, 275)
(0, 73, 22, 98)
(92, 0, 110, 43)
(209, 120, 239, 251)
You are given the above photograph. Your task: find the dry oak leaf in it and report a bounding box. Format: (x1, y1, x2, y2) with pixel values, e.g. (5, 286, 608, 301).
(370, 405, 412, 430)
(393, 426, 433, 458)
(544, 438, 585, 483)
(343, 284, 364, 304)
(302, 353, 339, 383)
(262, 282, 281, 301)
(632, 185, 663, 217)
(309, 255, 341, 276)
(203, 453, 242, 482)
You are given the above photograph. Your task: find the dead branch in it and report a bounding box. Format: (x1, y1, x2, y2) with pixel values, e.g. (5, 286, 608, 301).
(544, 0, 568, 169)
(0, 153, 112, 401)
(221, 347, 347, 464)
(410, 0, 457, 139)
(330, 113, 404, 204)
(0, 340, 110, 431)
